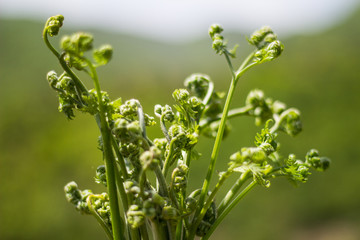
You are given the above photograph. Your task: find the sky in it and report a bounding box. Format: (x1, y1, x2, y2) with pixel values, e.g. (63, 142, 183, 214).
(1, 0, 359, 42)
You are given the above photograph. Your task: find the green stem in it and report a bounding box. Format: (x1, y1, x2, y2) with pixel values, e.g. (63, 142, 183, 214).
(87, 61, 125, 240)
(58, 53, 88, 94)
(190, 51, 257, 239)
(139, 169, 147, 197)
(155, 165, 170, 198)
(162, 139, 176, 177)
(224, 52, 236, 79)
(42, 26, 60, 58)
(201, 181, 258, 240)
(135, 100, 153, 146)
(184, 150, 192, 169)
(190, 74, 236, 239)
(167, 221, 176, 240)
(160, 115, 171, 143)
(43, 28, 88, 97)
(237, 50, 256, 74)
(191, 170, 232, 237)
(139, 223, 150, 240)
(202, 81, 214, 106)
(175, 192, 186, 240)
(199, 105, 252, 130)
(128, 169, 149, 240)
(182, 150, 192, 208)
(87, 195, 114, 240)
(175, 219, 183, 240)
(234, 62, 258, 83)
(43, 24, 127, 240)
(111, 135, 130, 179)
(217, 172, 250, 215)
(114, 165, 129, 213)
(151, 219, 168, 240)
(226, 105, 253, 119)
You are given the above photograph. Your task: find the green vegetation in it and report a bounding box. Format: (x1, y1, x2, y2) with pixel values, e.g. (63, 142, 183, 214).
(1, 8, 360, 240)
(42, 15, 328, 240)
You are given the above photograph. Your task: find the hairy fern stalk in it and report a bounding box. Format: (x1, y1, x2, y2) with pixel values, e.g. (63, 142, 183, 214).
(43, 15, 330, 240)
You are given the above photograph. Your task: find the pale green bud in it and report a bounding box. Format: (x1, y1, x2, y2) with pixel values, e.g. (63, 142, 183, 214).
(229, 151, 243, 163)
(209, 24, 223, 39)
(153, 138, 167, 151)
(185, 197, 197, 213)
(246, 89, 265, 107)
(212, 33, 225, 54)
(154, 104, 162, 117)
(46, 15, 64, 36)
(241, 147, 267, 163)
(127, 205, 145, 229)
(283, 109, 302, 136)
(168, 124, 185, 139)
(95, 165, 107, 186)
(120, 99, 138, 117)
(162, 206, 178, 220)
(271, 100, 287, 114)
(64, 181, 81, 205)
(184, 73, 211, 98)
(93, 44, 113, 65)
(46, 70, 58, 87)
(306, 149, 330, 171)
(172, 89, 189, 104)
(143, 200, 156, 219)
(140, 146, 161, 170)
(155, 104, 174, 122)
(262, 40, 284, 61)
(188, 96, 204, 113)
(248, 26, 273, 47)
(61, 33, 93, 54)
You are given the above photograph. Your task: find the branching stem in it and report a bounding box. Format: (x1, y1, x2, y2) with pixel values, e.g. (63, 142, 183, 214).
(87, 60, 125, 240)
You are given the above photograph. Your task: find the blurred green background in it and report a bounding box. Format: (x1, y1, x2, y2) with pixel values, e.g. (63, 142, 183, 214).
(1, 6, 360, 240)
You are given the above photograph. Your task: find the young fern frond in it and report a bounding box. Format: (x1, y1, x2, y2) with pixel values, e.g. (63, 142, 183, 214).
(43, 15, 330, 240)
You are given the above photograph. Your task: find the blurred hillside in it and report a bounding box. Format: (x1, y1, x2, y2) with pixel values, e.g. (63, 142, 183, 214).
(1, 8, 360, 240)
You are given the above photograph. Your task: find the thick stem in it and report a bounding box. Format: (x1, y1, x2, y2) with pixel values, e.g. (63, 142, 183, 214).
(175, 219, 183, 240)
(88, 62, 125, 240)
(190, 77, 237, 239)
(190, 51, 258, 239)
(44, 25, 126, 240)
(139, 224, 150, 240)
(151, 219, 168, 240)
(167, 221, 176, 240)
